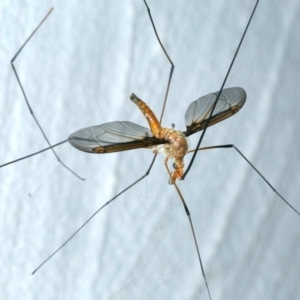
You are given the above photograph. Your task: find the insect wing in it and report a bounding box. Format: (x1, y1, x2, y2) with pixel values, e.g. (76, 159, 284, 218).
(184, 87, 246, 136)
(68, 121, 165, 153)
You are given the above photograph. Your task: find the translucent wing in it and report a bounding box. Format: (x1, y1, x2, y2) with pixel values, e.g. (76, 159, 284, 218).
(184, 87, 246, 137)
(68, 121, 166, 153)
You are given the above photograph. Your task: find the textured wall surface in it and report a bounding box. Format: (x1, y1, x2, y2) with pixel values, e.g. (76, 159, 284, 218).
(0, 0, 300, 299)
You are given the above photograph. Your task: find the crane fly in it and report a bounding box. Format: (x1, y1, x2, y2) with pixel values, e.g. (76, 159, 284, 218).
(69, 89, 246, 184)
(2, 0, 300, 299)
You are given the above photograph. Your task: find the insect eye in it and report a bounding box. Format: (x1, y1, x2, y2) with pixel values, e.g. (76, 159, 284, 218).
(173, 163, 178, 169)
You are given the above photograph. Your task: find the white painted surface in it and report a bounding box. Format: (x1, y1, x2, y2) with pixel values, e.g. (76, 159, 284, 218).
(0, 0, 299, 299)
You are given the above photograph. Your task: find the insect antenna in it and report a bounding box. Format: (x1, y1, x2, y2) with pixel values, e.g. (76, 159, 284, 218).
(182, 0, 259, 180)
(11, 8, 84, 180)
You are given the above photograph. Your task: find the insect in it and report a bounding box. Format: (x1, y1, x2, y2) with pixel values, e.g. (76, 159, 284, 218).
(1, 0, 300, 299)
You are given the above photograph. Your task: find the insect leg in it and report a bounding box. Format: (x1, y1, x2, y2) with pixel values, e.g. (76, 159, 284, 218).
(32, 154, 158, 274)
(188, 144, 300, 216)
(11, 8, 84, 180)
(143, 0, 174, 124)
(0, 139, 68, 168)
(164, 159, 212, 300)
(183, 0, 260, 180)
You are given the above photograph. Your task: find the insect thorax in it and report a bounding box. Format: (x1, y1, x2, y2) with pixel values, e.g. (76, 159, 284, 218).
(154, 128, 188, 159)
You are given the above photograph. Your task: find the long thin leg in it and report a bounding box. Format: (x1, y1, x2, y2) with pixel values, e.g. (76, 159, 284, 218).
(143, 0, 174, 124)
(32, 154, 158, 274)
(188, 144, 300, 216)
(11, 8, 84, 180)
(164, 159, 212, 300)
(0, 140, 68, 168)
(146, 2, 211, 298)
(183, 0, 259, 180)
